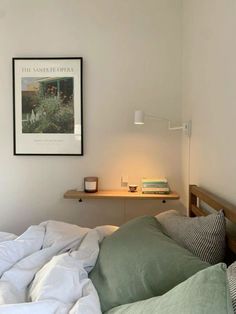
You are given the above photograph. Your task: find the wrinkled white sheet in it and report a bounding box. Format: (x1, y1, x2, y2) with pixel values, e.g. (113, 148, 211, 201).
(0, 221, 118, 314)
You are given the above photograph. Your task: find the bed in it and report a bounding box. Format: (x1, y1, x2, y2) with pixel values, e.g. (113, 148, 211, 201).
(0, 185, 234, 314)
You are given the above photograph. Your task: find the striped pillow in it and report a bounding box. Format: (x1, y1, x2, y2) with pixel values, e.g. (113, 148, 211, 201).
(227, 262, 236, 313)
(156, 210, 226, 264)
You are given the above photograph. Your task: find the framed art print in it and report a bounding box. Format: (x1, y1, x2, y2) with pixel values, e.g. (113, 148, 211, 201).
(13, 57, 83, 155)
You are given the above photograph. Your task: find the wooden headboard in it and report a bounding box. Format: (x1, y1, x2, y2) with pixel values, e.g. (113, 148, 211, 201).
(189, 185, 236, 256)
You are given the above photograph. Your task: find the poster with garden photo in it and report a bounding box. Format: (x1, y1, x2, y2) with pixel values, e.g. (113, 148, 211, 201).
(13, 58, 83, 155)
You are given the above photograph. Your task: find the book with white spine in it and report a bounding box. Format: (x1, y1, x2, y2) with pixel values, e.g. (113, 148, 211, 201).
(142, 187, 170, 192)
(142, 178, 168, 184)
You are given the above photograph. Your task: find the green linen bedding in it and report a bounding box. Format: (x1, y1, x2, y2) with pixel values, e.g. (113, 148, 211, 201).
(90, 216, 209, 312)
(105, 263, 233, 314)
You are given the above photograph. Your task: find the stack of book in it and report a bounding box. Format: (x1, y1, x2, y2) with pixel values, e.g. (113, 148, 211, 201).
(141, 178, 170, 194)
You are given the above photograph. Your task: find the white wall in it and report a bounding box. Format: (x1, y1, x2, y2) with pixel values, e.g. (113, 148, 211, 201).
(182, 0, 236, 205)
(0, 0, 184, 233)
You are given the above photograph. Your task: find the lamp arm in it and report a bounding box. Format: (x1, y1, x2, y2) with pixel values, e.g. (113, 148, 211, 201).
(146, 115, 191, 136)
(168, 121, 185, 131)
(145, 115, 170, 123)
(145, 115, 185, 131)
(145, 115, 182, 129)
(168, 121, 191, 136)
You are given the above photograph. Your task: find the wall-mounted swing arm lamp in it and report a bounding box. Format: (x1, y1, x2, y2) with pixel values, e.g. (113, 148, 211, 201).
(134, 110, 191, 137)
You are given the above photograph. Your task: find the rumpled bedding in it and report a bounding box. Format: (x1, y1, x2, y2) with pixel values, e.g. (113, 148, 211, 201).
(0, 221, 118, 314)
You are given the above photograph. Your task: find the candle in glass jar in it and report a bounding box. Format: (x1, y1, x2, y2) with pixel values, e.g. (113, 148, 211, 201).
(84, 177, 98, 193)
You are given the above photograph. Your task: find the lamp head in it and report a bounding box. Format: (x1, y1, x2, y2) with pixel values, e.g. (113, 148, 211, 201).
(134, 110, 145, 125)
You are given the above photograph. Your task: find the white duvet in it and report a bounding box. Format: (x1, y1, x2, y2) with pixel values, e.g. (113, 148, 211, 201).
(0, 221, 118, 313)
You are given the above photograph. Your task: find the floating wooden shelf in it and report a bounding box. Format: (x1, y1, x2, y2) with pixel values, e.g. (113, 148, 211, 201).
(64, 189, 180, 201)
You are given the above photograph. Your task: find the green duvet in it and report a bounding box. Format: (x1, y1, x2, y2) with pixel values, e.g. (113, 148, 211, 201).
(106, 263, 233, 314)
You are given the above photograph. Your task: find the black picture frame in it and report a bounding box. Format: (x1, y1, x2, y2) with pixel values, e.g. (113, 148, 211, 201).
(13, 57, 83, 156)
